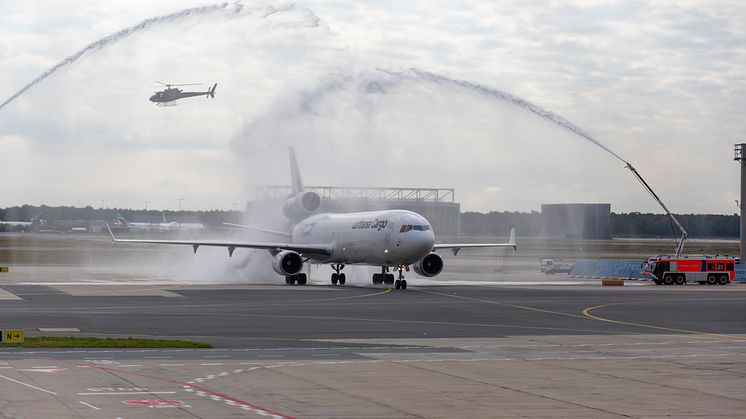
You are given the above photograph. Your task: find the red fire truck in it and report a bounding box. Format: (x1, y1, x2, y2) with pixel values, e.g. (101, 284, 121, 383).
(641, 255, 737, 285)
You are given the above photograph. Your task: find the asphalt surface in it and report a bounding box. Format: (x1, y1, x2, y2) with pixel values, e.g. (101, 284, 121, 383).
(0, 271, 745, 418)
(0, 284, 744, 345)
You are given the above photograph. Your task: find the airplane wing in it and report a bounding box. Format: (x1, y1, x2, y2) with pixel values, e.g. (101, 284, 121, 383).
(0, 221, 32, 226)
(222, 222, 292, 238)
(433, 228, 516, 255)
(106, 224, 331, 257)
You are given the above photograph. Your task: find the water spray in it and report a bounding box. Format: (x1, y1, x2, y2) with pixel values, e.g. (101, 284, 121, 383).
(0, 2, 313, 112)
(375, 69, 688, 255)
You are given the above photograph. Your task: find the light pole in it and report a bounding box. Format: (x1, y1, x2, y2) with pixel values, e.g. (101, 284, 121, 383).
(177, 198, 184, 212)
(145, 200, 150, 211)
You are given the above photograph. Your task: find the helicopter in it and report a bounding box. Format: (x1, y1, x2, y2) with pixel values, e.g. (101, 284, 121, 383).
(149, 81, 217, 106)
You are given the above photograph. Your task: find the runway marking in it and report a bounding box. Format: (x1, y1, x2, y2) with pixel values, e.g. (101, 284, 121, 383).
(78, 391, 176, 395)
(23, 287, 392, 313)
(417, 288, 589, 320)
(86, 364, 294, 418)
(582, 303, 746, 341)
(0, 374, 57, 395)
(174, 311, 614, 335)
(79, 401, 100, 410)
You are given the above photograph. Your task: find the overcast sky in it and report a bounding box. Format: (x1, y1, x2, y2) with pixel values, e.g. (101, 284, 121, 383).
(1, 0, 744, 214)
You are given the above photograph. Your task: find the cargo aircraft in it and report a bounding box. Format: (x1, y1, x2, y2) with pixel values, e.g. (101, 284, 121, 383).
(113, 212, 204, 232)
(108, 148, 516, 289)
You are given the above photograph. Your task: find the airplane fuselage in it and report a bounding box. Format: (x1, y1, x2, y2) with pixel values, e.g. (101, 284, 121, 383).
(292, 210, 435, 265)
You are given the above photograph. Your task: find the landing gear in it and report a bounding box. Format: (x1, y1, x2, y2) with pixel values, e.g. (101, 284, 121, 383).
(331, 264, 346, 286)
(372, 267, 395, 286)
(285, 273, 307, 285)
(393, 266, 407, 290)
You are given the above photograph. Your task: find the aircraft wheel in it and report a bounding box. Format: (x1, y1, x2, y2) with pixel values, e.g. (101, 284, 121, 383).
(675, 274, 685, 285)
(286, 276, 295, 285)
(719, 274, 729, 285)
(401, 280, 407, 290)
(298, 274, 307, 286)
(663, 274, 674, 285)
(394, 279, 401, 289)
(386, 274, 395, 284)
(339, 273, 346, 285)
(331, 273, 338, 285)
(372, 273, 382, 285)
(707, 274, 717, 285)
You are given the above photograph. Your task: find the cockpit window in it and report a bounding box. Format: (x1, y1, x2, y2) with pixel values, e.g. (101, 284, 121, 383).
(399, 224, 430, 233)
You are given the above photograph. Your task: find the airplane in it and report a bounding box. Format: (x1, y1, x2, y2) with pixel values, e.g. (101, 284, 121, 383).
(107, 148, 516, 289)
(149, 82, 217, 106)
(0, 212, 46, 227)
(112, 212, 204, 232)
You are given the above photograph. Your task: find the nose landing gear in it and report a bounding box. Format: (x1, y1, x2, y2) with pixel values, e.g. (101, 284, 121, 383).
(394, 266, 407, 290)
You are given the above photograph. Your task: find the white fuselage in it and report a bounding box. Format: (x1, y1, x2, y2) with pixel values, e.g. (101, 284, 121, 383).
(291, 210, 435, 265)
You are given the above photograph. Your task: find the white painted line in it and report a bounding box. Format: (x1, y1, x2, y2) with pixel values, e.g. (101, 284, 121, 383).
(0, 374, 57, 395)
(31, 366, 58, 369)
(202, 355, 230, 358)
(199, 363, 224, 366)
(79, 401, 100, 410)
(0, 367, 13, 369)
(77, 391, 176, 395)
(160, 364, 184, 367)
(38, 328, 80, 332)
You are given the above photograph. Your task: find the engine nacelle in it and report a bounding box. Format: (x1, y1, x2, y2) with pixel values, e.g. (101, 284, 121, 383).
(272, 250, 304, 276)
(282, 191, 321, 220)
(412, 253, 444, 277)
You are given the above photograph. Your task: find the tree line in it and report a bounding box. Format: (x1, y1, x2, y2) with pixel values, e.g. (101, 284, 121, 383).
(1, 205, 740, 238)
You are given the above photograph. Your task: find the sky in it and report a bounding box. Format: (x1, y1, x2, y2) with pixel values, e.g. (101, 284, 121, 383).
(0, 0, 745, 214)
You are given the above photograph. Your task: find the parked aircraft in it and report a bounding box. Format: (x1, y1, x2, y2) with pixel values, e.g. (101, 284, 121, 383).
(108, 148, 516, 289)
(0, 212, 46, 227)
(112, 212, 204, 232)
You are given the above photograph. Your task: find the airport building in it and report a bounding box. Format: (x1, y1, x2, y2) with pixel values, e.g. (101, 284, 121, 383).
(253, 186, 461, 235)
(540, 203, 611, 240)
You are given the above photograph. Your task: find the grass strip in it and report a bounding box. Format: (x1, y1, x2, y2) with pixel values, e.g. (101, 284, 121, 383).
(1, 336, 212, 348)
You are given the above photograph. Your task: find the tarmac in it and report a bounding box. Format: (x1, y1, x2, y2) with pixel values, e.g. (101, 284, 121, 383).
(0, 253, 745, 417)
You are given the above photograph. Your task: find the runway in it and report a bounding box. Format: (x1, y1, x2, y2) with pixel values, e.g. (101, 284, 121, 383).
(0, 268, 745, 417)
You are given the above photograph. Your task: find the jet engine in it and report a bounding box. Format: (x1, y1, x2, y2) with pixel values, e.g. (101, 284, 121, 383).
(412, 253, 444, 277)
(272, 250, 304, 276)
(282, 191, 321, 220)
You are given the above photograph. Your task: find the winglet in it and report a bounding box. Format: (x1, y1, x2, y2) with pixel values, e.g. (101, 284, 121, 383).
(509, 227, 517, 251)
(208, 83, 217, 98)
(289, 146, 304, 194)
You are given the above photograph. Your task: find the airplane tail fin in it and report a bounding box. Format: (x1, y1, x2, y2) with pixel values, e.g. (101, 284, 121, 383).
(289, 147, 304, 195)
(115, 213, 129, 226)
(508, 227, 517, 251)
(208, 83, 217, 98)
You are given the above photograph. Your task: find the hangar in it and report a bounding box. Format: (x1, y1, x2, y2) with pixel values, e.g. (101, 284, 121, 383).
(253, 186, 461, 235)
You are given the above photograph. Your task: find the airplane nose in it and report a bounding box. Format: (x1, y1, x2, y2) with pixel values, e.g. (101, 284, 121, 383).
(149, 95, 156, 102)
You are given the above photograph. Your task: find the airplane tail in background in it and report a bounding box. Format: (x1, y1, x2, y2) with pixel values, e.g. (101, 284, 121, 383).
(114, 213, 129, 226)
(208, 83, 217, 98)
(289, 146, 304, 195)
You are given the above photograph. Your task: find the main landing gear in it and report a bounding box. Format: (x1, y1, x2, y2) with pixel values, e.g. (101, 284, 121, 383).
(372, 266, 407, 289)
(285, 273, 307, 285)
(331, 264, 346, 286)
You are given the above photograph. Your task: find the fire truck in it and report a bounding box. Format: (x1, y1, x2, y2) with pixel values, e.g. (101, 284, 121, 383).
(641, 255, 737, 285)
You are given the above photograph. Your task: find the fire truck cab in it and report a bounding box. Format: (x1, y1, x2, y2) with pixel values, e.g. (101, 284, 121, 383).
(641, 255, 737, 285)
